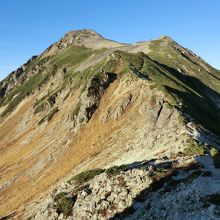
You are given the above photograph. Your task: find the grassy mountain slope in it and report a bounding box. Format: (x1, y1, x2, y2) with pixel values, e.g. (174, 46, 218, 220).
(0, 29, 220, 218)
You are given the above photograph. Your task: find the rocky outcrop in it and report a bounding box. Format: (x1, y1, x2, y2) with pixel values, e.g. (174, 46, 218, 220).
(72, 72, 117, 131)
(28, 155, 220, 220)
(103, 93, 132, 122)
(42, 29, 123, 57)
(0, 56, 38, 100)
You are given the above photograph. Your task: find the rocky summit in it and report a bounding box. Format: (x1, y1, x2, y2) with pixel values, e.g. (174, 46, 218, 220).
(0, 29, 220, 220)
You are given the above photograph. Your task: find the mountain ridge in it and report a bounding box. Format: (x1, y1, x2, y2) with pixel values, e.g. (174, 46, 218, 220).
(0, 29, 220, 219)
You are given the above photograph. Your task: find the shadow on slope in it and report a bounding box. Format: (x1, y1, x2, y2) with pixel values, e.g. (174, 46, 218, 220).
(111, 159, 210, 220)
(144, 60, 220, 137)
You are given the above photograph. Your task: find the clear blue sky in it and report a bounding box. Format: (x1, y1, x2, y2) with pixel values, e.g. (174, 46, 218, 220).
(0, 0, 219, 80)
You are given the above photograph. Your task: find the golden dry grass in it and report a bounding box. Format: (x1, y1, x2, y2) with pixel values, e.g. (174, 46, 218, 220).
(0, 75, 152, 218)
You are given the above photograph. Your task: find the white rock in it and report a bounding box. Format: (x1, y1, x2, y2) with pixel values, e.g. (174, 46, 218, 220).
(118, 200, 126, 210)
(58, 213, 64, 219)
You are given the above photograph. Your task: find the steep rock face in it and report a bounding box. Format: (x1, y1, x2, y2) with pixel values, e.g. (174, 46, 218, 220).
(88, 85, 188, 168)
(0, 30, 220, 219)
(0, 55, 38, 99)
(72, 72, 117, 131)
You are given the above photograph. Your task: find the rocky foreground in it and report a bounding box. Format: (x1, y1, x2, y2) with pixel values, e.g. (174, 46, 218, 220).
(26, 155, 220, 220)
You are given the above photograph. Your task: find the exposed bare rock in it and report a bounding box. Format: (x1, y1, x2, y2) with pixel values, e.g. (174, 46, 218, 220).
(28, 155, 220, 220)
(43, 29, 124, 57)
(103, 93, 132, 122)
(72, 72, 117, 131)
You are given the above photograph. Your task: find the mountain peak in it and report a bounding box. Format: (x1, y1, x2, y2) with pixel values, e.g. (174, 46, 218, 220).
(159, 35, 175, 42)
(64, 29, 103, 41)
(43, 29, 123, 55)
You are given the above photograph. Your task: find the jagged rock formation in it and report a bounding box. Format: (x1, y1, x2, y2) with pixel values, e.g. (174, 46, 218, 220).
(27, 155, 220, 220)
(0, 29, 220, 219)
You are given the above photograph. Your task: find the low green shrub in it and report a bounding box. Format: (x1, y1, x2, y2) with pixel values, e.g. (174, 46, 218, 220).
(105, 164, 128, 176)
(72, 169, 105, 184)
(69, 164, 129, 185)
(204, 193, 220, 206)
(54, 192, 76, 217)
(210, 147, 218, 157)
(210, 148, 220, 168)
(184, 139, 204, 156)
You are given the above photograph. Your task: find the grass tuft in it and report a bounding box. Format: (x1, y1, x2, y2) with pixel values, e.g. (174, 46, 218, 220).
(105, 164, 128, 176)
(184, 139, 204, 156)
(71, 169, 105, 184)
(54, 192, 76, 217)
(210, 148, 220, 168)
